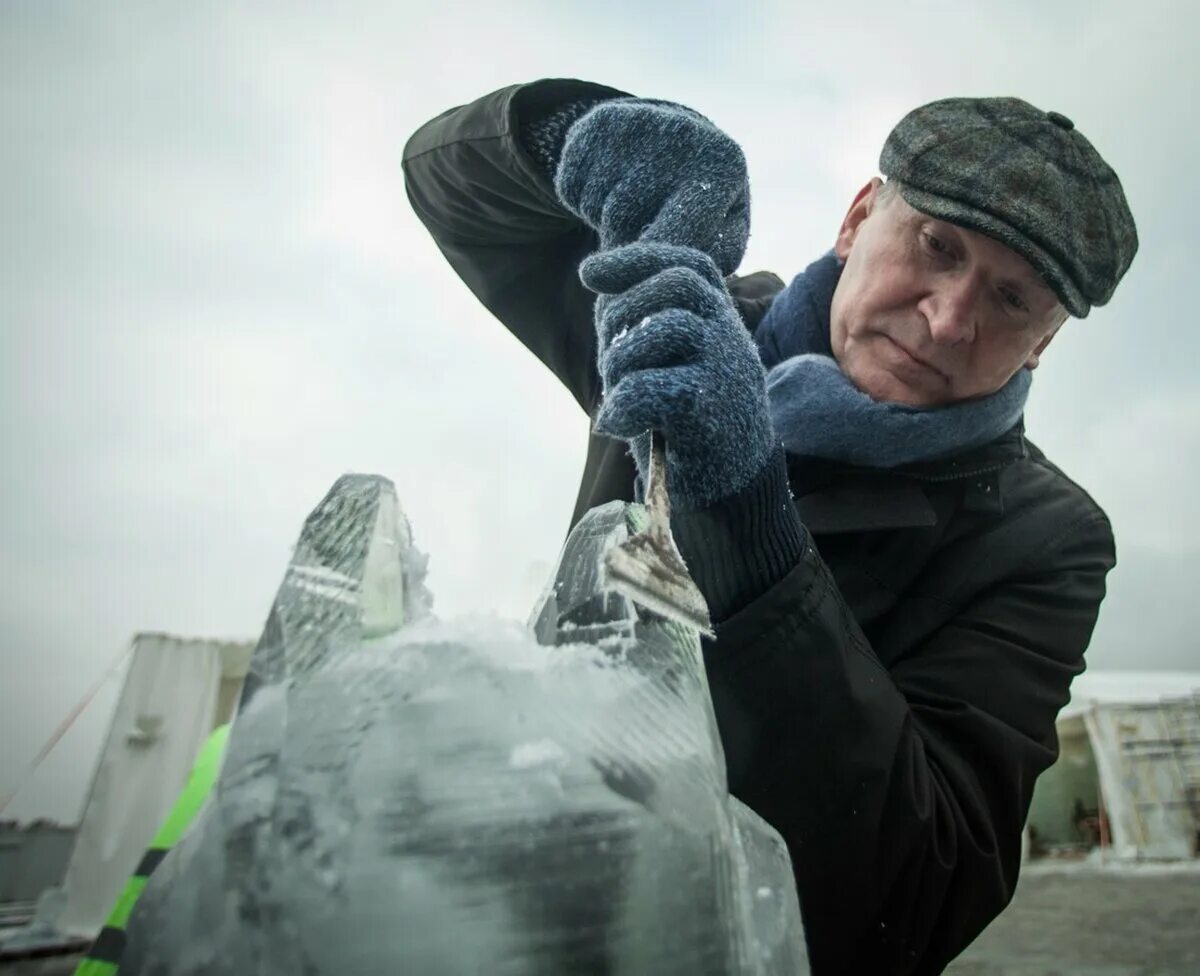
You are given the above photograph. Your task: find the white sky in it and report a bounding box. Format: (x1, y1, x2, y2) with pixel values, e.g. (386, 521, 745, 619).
(2, 0, 1197, 823)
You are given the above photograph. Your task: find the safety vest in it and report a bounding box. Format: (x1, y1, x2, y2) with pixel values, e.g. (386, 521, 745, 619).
(74, 723, 230, 976)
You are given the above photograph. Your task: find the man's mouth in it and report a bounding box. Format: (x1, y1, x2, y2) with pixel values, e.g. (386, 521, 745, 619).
(883, 335, 948, 383)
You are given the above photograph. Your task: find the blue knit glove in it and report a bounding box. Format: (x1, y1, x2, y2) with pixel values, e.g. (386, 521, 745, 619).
(555, 100, 751, 276)
(582, 242, 775, 511)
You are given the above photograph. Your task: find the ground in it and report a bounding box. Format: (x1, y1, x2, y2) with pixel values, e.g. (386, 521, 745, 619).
(3, 863, 1199, 975)
(948, 862, 1200, 976)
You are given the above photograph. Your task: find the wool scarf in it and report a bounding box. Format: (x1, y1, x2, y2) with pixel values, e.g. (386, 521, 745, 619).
(754, 251, 1031, 468)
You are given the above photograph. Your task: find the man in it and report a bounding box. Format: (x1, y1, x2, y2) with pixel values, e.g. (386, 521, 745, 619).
(403, 78, 1137, 974)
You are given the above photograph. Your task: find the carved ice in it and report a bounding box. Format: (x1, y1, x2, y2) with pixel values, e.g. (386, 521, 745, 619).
(121, 475, 808, 974)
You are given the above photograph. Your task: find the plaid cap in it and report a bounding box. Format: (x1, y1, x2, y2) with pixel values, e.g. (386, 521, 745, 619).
(880, 97, 1138, 318)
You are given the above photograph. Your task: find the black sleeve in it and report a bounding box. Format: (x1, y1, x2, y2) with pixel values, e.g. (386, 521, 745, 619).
(402, 78, 631, 413)
(704, 508, 1115, 974)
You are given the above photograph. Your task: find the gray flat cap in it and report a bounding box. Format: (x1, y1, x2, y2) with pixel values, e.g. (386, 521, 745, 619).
(880, 97, 1138, 318)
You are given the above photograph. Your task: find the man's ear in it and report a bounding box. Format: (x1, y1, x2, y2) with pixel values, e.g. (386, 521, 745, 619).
(1025, 316, 1067, 370)
(834, 177, 884, 261)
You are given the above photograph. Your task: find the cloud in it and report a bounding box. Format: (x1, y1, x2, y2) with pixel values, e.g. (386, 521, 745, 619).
(1082, 392, 1200, 553)
(1088, 544, 1200, 672)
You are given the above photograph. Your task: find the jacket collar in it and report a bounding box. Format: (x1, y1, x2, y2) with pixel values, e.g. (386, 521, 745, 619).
(883, 421, 1029, 481)
(792, 476, 939, 534)
(787, 423, 1027, 534)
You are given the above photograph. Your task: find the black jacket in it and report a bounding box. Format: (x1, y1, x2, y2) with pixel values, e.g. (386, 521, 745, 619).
(403, 78, 1116, 975)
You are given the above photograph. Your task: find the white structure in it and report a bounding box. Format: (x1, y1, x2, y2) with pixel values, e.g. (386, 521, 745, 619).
(56, 633, 252, 936)
(1028, 671, 1200, 862)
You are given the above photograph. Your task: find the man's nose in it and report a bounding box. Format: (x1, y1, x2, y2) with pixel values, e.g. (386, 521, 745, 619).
(920, 276, 979, 345)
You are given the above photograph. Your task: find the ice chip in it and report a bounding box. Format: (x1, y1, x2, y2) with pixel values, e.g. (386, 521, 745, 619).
(509, 739, 569, 769)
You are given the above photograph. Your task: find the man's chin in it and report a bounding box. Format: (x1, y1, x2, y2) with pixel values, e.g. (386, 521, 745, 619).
(846, 363, 944, 408)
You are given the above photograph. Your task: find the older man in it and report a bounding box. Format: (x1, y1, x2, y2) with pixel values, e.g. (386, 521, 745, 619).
(403, 78, 1137, 974)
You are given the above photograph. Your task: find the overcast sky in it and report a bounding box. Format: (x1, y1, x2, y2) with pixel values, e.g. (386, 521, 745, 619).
(2, 1, 1197, 823)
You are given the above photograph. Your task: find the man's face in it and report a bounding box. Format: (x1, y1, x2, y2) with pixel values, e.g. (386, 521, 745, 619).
(829, 179, 1067, 407)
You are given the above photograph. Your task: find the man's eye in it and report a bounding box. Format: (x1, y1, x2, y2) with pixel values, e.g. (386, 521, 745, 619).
(923, 232, 949, 255)
(1001, 288, 1028, 312)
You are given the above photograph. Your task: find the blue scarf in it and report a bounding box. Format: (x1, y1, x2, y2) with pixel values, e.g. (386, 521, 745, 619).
(754, 251, 1031, 468)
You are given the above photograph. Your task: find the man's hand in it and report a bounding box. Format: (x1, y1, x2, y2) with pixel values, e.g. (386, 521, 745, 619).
(582, 242, 775, 510)
(555, 100, 750, 276)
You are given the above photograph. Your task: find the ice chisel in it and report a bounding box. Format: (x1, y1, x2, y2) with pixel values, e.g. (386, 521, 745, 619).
(603, 430, 715, 637)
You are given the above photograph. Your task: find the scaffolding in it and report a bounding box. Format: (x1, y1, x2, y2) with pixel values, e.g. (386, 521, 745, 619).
(1160, 692, 1200, 846)
(1099, 694, 1200, 860)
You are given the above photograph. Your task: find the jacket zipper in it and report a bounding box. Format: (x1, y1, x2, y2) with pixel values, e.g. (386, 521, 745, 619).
(898, 459, 1016, 484)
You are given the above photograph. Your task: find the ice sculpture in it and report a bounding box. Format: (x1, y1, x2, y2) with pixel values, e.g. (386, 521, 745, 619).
(120, 475, 808, 974)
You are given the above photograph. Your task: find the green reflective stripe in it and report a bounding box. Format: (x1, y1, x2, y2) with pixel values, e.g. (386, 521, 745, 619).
(73, 724, 232, 976)
(86, 926, 125, 965)
(73, 957, 118, 976)
(134, 846, 168, 878)
(106, 874, 147, 929)
(149, 723, 230, 848)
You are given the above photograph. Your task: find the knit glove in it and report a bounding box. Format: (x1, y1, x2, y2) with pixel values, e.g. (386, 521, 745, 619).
(555, 100, 751, 276)
(583, 242, 775, 511)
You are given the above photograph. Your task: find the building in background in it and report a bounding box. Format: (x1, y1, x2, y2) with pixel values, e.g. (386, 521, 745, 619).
(1026, 671, 1200, 861)
(0, 820, 77, 930)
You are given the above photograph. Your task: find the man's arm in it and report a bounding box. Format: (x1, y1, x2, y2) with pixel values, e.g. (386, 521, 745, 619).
(402, 79, 630, 412)
(703, 502, 1114, 974)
